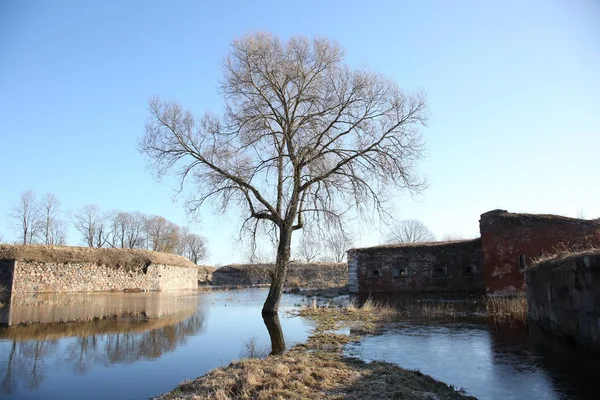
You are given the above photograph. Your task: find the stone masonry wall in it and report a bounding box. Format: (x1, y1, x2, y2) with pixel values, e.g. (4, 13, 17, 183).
(480, 210, 600, 294)
(353, 239, 484, 294)
(212, 262, 348, 289)
(9, 261, 197, 294)
(526, 251, 600, 352)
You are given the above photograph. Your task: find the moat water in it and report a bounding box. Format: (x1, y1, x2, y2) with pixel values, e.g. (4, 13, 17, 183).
(0, 289, 599, 399)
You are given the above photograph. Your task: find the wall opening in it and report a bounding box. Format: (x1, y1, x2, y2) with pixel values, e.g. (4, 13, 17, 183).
(369, 269, 381, 278)
(393, 268, 408, 278)
(464, 264, 477, 275)
(432, 264, 448, 276)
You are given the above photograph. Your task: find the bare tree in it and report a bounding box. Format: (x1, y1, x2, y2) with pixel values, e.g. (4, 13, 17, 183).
(73, 204, 105, 247)
(386, 219, 435, 244)
(144, 215, 180, 252)
(179, 227, 207, 264)
(296, 232, 321, 263)
(40, 193, 66, 245)
(11, 190, 42, 245)
(0, 233, 4, 243)
(324, 230, 354, 262)
(140, 33, 427, 314)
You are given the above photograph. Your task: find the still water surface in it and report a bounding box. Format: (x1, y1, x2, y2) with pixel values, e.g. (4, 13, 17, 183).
(0, 289, 311, 400)
(1, 289, 599, 399)
(345, 321, 600, 400)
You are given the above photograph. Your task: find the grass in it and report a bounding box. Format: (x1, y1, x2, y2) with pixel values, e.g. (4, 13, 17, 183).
(485, 296, 527, 322)
(155, 299, 476, 400)
(0, 244, 196, 270)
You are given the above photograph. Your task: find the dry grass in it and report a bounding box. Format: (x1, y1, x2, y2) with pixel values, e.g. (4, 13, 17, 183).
(485, 296, 527, 322)
(0, 244, 196, 270)
(531, 248, 599, 267)
(153, 294, 479, 400)
(156, 351, 474, 400)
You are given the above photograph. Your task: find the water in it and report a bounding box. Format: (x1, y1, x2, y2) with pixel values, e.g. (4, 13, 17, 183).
(345, 321, 600, 400)
(0, 289, 312, 400)
(2, 290, 599, 400)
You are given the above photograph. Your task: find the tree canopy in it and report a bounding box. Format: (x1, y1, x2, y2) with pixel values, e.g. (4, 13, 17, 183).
(141, 32, 428, 313)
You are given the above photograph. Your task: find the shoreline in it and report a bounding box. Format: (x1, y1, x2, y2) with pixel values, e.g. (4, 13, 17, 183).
(153, 302, 477, 400)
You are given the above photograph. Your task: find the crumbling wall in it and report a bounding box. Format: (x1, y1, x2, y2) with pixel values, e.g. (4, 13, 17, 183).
(480, 210, 600, 294)
(526, 251, 600, 352)
(352, 239, 484, 294)
(212, 262, 348, 289)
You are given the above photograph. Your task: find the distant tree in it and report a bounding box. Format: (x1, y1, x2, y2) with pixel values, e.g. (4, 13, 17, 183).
(144, 215, 180, 252)
(124, 212, 145, 249)
(296, 232, 321, 263)
(40, 193, 66, 245)
(178, 227, 207, 264)
(324, 230, 354, 262)
(140, 33, 427, 314)
(386, 219, 435, 244)
(11, 190, 42, 245)
(0, 234, 4, 243)
(73, 204, 106, 247)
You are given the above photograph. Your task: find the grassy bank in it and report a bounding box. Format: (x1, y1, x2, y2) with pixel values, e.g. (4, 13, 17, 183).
(155, 300, 477, 400)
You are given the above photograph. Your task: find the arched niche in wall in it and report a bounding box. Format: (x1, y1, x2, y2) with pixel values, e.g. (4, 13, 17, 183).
(463, 263, 478, 275)
(431, 264, 448, 277)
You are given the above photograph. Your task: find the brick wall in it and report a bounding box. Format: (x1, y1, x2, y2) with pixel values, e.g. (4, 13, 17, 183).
(480, 210, 600, 294)
(352, 239, 484, 294)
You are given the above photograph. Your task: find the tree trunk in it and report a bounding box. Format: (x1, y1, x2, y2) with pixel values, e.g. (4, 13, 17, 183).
(262, 225, 292, 315)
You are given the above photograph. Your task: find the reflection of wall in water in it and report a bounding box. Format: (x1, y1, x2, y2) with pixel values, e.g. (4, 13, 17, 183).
(2, 291, 201, 327)
(0, 312, 205, 394)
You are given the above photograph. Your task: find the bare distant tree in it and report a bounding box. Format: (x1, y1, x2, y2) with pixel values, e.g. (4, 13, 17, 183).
(140, 33, 427, 314)
(296, 232, 321, 263)
(144, 215, 180, 252)
(11, 190, 42, 244)
(73, 204, 105, 247)
(386, 219, 435, 244)
(179, 227, 207, 264)
(0, 234, 4, 243)
(324, 230, 354, 262)
(40, 193, 66, 245)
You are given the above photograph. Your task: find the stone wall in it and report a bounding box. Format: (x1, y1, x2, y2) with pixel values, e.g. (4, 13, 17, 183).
(351, 239, 484, 294)
(212, 262, 348, 289)
(7, 261, 197, 294)
(480, 210, 600, 294)
(526, 251, 600, 352)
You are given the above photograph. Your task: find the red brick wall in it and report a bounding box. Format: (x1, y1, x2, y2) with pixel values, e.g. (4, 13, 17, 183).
(479, 210, 600, 294)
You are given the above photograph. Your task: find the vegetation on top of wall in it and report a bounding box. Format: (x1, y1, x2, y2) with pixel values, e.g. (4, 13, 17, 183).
(348, 237, 480, 252)
(483, 209, 600, 224)
(530, 248, 600, 270)
(0, 244, 197, 270)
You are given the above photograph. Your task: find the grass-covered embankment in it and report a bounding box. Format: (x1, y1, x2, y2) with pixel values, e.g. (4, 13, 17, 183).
(155, 300, 476, 400)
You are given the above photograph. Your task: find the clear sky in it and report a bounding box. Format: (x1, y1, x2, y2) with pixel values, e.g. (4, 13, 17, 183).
(1, 0, 599, 265)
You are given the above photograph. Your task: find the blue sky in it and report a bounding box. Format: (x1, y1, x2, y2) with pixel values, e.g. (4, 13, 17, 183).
(1, 0, 599, 265)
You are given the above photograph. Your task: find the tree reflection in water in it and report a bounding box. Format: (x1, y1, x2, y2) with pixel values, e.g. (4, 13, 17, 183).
(0, 312, 205, 394)
(263, 314, 285, 356)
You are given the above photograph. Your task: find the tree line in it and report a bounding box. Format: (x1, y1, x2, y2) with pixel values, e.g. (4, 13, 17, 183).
(6, 190, 207, 264)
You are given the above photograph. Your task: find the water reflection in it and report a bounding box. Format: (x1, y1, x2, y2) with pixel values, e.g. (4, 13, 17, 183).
(0, 292, 205, 396)
(345, 320, 600, 400)
(0, 289, 311, 400)
(263, 314, 285, 355)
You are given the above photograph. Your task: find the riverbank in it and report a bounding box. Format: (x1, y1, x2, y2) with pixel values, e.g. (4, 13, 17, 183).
(154, 301, 476, 400)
